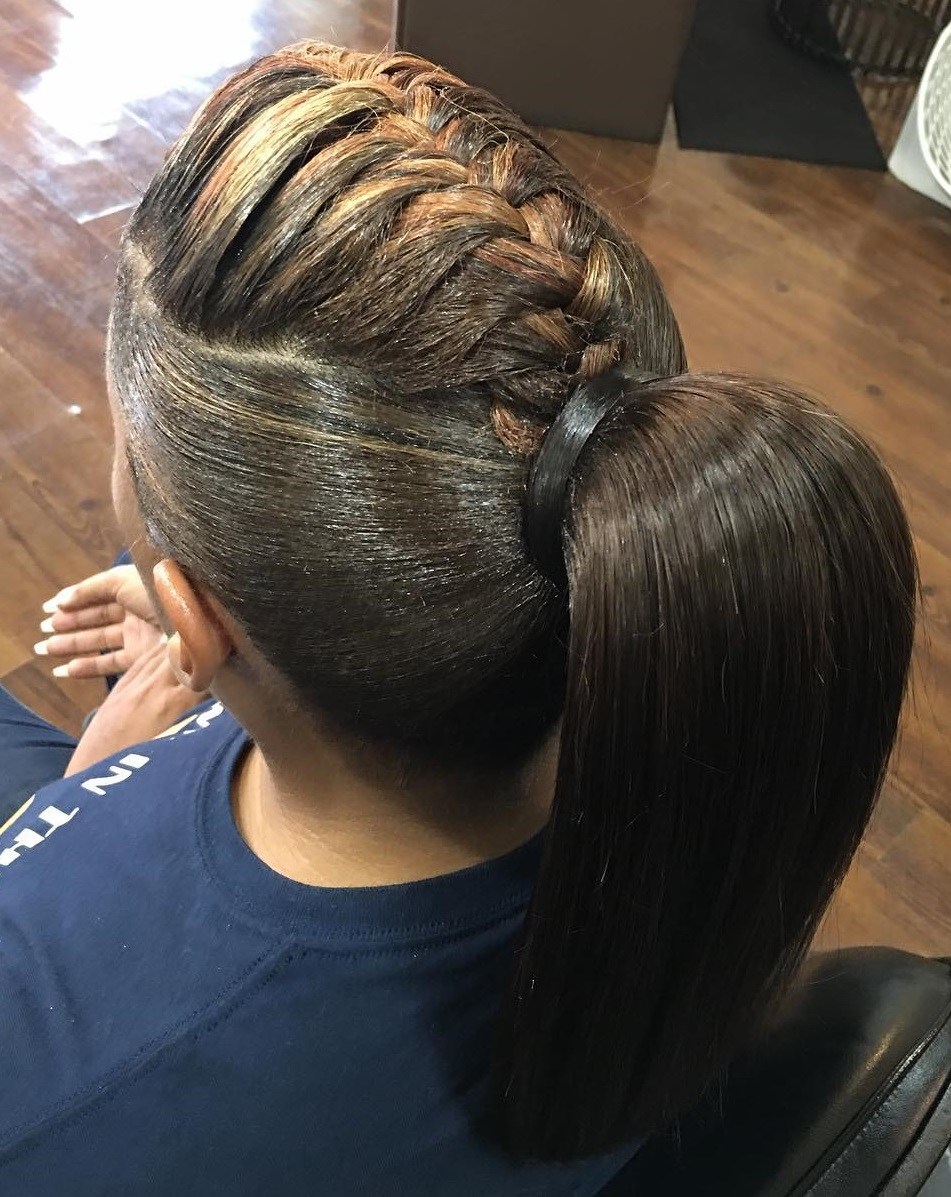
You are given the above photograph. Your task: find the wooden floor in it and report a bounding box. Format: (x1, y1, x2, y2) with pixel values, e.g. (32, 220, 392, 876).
(0, 0, 948, 954)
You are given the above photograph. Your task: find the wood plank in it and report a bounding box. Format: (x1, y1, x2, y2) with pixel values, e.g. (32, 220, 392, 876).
(0, 17, 55, 89)
(0, 160, 114, 299)
(859, 778, 920, 863)
(0, 278, 112, 433)
(0, 0, 69, 40)
(0, 415, 117, 565)
(83, 203, 132, 250)
(0, 472, 105, 671)
(818, 800, 951, 957)
(0, 79, 142, 223)
(0, 354, 118, 581)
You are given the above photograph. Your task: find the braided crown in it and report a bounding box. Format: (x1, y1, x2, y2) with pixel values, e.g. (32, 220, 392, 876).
(133, 44, 663, 453)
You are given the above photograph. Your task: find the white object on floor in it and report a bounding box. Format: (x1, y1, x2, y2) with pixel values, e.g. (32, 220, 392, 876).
(889, 22, 951, 209)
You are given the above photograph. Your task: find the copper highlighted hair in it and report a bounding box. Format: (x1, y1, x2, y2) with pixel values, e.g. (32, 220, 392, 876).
(109, 44, 917, 1160)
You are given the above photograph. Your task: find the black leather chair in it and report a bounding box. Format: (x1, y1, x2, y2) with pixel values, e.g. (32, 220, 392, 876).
(604, 948, 951, 1195)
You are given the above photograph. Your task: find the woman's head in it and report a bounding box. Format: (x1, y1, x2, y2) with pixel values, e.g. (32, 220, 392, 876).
(108, 44, 684, 770)
(108, 44, 917, 1160)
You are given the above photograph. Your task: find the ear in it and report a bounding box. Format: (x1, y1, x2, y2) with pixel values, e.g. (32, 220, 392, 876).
(152, 560, 234, 693)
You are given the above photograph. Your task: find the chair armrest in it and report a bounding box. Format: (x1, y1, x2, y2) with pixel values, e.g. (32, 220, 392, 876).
(604, 947, 951, 1196)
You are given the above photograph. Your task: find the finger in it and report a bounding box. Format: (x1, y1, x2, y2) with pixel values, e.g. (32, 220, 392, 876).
(39, 603, 125, 635)
(42, 566, 137, 614)
(52, 650, 127, 680)
(139, 638, 176, 678)
(35, 625, 124, 660)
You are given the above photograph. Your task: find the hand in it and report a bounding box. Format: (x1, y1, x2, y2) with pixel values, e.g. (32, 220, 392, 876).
(35, 565, 166, 678)
(64, 638, 209, 776)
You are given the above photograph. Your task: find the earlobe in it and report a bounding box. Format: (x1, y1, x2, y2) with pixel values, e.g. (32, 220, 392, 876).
(166, 632, 197, 690)
(153, 560, 233, 693)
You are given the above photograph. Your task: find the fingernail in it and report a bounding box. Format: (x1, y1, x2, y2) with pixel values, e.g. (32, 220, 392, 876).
(52, 665, 71, 678)
(39, 617, 56, 634)
(34, 641, 50, 656)
(43, 587, 76, 613)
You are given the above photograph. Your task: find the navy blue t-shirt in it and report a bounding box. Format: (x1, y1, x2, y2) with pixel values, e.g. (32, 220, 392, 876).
(0, 701, 638, 1194)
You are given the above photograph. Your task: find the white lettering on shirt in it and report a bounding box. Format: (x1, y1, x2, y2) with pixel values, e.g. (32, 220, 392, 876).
(80, 753, 150, 796)
(0, 805, 79, 866)
(0, 702, 227, 880)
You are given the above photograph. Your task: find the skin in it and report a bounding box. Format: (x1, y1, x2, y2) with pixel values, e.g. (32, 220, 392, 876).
(56, 391, 557, 889)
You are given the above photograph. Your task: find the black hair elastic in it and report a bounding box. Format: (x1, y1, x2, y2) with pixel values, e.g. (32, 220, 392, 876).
(523, 369, 659, 588)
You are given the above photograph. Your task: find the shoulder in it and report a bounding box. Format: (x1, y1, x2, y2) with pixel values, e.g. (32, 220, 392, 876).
(0, 701, 258, 1145)
(0, 699, 239, 888)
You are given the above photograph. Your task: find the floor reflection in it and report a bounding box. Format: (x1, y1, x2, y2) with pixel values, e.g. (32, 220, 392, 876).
(15, 0, 391, 151)
(24, 0, 261, 146)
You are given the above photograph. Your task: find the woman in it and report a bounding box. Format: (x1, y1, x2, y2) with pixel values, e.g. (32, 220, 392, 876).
(0, 43, 916, 1194)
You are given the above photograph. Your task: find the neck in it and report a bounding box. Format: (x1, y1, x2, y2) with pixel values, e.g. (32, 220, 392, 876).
(227, 692, 557, 889)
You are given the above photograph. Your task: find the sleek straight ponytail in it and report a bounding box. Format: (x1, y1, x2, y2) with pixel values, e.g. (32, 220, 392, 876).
(492, 373, 917, 1159)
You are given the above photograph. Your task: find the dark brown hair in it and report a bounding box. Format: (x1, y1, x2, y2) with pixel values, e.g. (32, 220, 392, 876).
(108, 44, 917, 1161)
